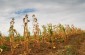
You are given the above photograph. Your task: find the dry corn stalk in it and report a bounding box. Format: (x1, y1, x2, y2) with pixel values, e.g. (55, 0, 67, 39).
(23, 14, 30, 54)
(9, 18, 18, 54)
(32, 14, 40, 49)
(32, 14, 40, 39)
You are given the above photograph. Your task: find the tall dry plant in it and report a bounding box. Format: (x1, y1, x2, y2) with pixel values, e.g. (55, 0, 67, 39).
(9, 18, 18, 55)
(9, 18, 15, 54)
(23, 14, 30, 54)
(32, 14, 40, 48)
(32, 14, 40, 39)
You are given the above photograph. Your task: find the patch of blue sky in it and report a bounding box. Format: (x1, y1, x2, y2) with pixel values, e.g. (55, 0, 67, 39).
(15, 8, 36, 14)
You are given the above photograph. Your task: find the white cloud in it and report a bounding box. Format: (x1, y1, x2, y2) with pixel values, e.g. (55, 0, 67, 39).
(0, 0, 85, 35)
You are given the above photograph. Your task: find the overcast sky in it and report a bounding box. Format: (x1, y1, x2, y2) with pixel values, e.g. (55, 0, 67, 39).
(0, 0, 85, 35)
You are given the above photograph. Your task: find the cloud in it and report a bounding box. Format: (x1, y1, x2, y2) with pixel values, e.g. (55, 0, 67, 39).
(0, 0, 85, 35)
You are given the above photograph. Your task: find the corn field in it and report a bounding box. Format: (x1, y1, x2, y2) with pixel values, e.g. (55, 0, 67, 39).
(0, 14, 85, 55)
